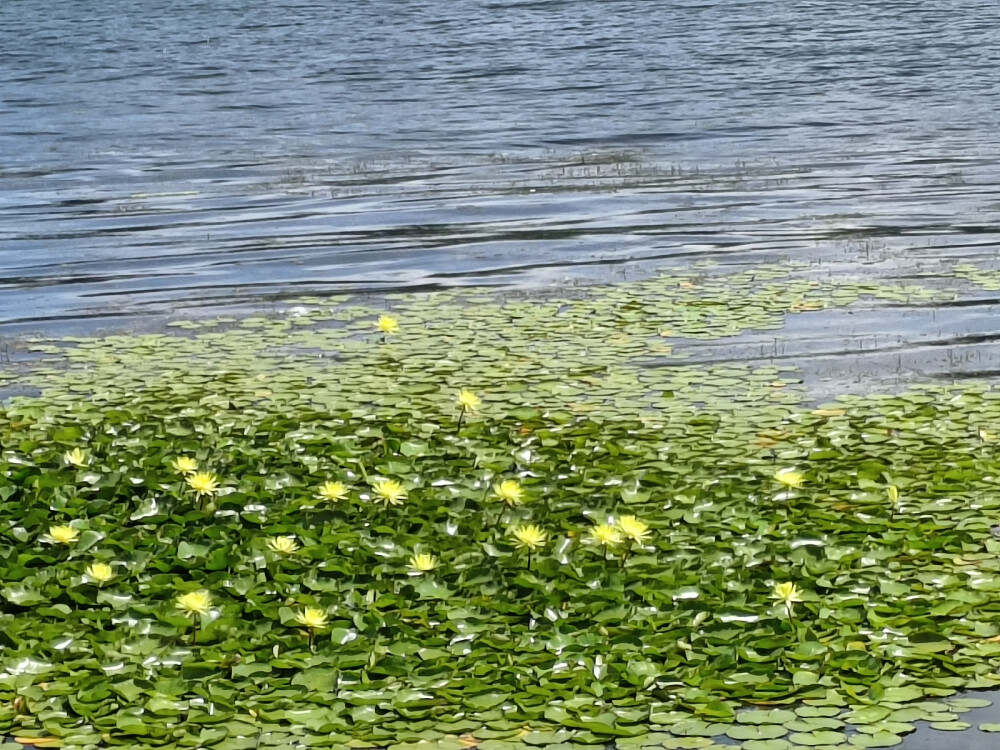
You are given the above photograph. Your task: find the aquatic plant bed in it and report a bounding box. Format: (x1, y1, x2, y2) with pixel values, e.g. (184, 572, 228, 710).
(3, 264, 1000, 749)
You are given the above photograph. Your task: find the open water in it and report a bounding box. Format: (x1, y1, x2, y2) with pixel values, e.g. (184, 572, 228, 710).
(3, 0, 1000, 350)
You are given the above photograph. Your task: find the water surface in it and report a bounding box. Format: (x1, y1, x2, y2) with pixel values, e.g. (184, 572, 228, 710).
(3, 0, 1000, 358)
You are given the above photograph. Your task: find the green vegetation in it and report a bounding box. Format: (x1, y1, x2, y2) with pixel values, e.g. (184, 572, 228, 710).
(0, 263, 996, 749)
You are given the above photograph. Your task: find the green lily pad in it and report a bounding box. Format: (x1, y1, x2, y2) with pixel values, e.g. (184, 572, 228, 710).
(741, 742, 793, 750)
(948, 698, 992, 709)
(660, 739, 715, 750)
(843, 707, 892, 726)
(788, 731, 847, 746)
(726, 725, 787, 741)
(929, 722, 971, 731)
(847, 732, 902, 748)
(738, 710, 797, 725)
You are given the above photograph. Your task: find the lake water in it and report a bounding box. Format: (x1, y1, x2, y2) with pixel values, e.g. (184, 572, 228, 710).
(4, 0, 1000, 357)
(5, 0, 1000, 744)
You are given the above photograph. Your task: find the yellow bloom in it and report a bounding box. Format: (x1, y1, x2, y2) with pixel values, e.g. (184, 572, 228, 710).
(588, 523, 623, 546)
(887, 485, 900, 506)
(44, 525, 80, 545)
(617, 515, 651, 544)
(493, 479, 525, 507)
(317, 481, 348, 502)
(64, 448, 88, 468)
(371, 478, 407, 506)
(85, 562, 115, 584)
(813, 408, 846, 417)
(774, 468, 805, 488)
(294, 607, 329, 630)
(376, 314, 399, 334)
(187, 472, 220, 496)
(510, 524, 547, 551)
(408, 553, 438, 573)
(772, 581, 804, 606)
(457, 389, 482, 412)
(175, 590, 212, 617)
(171, 456, 199, 474)
(267, 536, 299, 555)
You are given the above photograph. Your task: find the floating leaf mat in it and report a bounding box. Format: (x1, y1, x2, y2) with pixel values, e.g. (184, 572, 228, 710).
(0, 263, 998, 749)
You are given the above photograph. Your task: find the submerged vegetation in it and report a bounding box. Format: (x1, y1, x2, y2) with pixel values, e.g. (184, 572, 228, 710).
(2, 263, 1000, 748)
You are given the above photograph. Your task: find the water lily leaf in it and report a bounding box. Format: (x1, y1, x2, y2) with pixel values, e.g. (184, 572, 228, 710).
(660, 740, 714, 750)
(784, 718, 842, 732)
(738, 710, 797, 725)
(880, 687, 924, 703)
(741, 741, 793, 750)
(726, 725, 787, 741)
(853, 722, 913, 736)
(907, 633, 952, 653)
(13, 738, 62, 748)
(292, 668, 338, 692)
(847, 731, 902, 748)
(145, 696, 187, 716)
(788, 731, 846, 746)
(412, 578, 453, 599)
(843, 707, 891, 725)
(177, 540, 210, 559)
(669, 720, 726, 737)
(2, 584, 47, 606)
(523, 730, 573, 746)
(929, 722, 971, 731)
(795, 707, 841, 718)
(77, 529, 103, 551)
(948, 698, 991, 709)
(465, 693, 509, 711)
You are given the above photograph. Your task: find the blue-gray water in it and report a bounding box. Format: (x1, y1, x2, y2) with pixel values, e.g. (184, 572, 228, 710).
(4, 0, 1000, 342)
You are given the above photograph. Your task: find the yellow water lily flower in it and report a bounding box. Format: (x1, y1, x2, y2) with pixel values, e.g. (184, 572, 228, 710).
(267, 536, 299, 555)
(887, 485, 900, 507)
(85, 562, 115, 584)
(493, 479, 525, 506)
(171, 456, 199, 474)
(64, 448, 88, 468)
(774, 468, 805, 488)
(376, 314, 399, 334)
(187, 472, 220, 496)
(294, 607, 329, 630)
(175, 590, 212, 617)
(772, 581, 804, 606)
(510, 524, 547, 551)
(371, 478, 407, 506)
(813, 408, 846, 417)
(408, 553, 438, 573)
(617, 515, 651, 544)
(317, 480, 348, 502)
(43, 525, 80, 545)
(457, 390, 482, 412)
(588, 522, 623, 546)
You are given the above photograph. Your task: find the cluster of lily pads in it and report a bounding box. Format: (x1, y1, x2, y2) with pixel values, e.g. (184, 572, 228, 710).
(43, 390, 665, 644)
(1, 263, 999, 749)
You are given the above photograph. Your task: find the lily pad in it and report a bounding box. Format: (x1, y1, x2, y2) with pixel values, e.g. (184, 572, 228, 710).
(788, 731, 847, 746)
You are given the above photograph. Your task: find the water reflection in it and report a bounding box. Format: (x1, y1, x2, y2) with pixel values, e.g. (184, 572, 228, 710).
(2, 0, 1000, 344)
